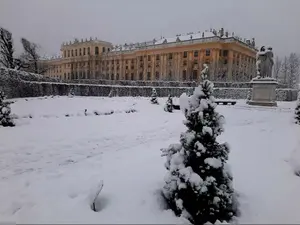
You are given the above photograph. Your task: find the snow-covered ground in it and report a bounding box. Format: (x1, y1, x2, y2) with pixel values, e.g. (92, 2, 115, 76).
(0, 96, 300, 224)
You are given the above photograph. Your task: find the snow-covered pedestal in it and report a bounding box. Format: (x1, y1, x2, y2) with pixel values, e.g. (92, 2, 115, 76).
(247, 77, 278, 107)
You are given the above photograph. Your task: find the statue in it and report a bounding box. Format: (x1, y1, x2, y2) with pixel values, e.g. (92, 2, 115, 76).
(256, 46, 274, 78)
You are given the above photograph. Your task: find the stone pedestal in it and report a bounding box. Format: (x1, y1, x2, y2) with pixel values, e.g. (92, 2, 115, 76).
(247, 77, 278, 107)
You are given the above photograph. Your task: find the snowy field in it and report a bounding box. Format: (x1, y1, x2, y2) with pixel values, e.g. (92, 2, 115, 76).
(0, 96, 300, 224)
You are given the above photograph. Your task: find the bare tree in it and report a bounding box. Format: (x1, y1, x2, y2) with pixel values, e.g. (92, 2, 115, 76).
(273, 56, 282, 80)
(280, 56, 289, 85)
(287, 53, 300, 88)
(0, 27, 15, 69)
(21, 38, 40, 73)
(0, 27, 27, 70)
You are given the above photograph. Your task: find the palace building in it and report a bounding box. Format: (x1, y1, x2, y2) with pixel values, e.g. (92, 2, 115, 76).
(43, 28, 257, 82)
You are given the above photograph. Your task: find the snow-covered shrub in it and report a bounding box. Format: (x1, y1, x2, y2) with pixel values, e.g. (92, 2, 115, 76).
(0, 90, 15, 127)
(164, 95, 173, 113)
(161, 65, 236, 225)
(108, 89, 114, 98)
(150, 88, 158, 104)
(68, 88, 75, 97)
(246, 89, 251, 101)
(295, 92, 300, 124)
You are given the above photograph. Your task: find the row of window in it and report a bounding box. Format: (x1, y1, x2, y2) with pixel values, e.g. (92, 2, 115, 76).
(102, 70, 200, 81)
(136, 49, 211, 61)
(63, 46, 111, 58)
(59, 68, 253, 81)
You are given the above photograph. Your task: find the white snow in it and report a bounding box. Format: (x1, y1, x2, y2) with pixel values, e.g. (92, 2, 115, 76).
(0, 96, 300, 224)
(204, 157, 223, 169)
(203, 126, 213, 136)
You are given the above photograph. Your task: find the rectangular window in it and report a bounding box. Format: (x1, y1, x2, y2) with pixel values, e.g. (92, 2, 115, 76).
(223, 50, 228, 57)
(79, 49, 82, 56)
(95, 47, 99, 55)
(183, 61, 187, 66)
(182, 70, 187, 81)
(168, 53, 173, 60)
(183, 51, 187, 58)
(148, 55, 151, 61)
(139, 72, 143, 80)
(205, 49, 210, 56)
(155, 71, 159, 80)
(131, 73, 134, 80)
(147, 72, 151, 80)
(192, 70, 198, 80)
(83, 48, 86, 55)
(126, 66, 128, 69)
(156, 55, 160, 60)
(68, 50, 70, 57)
(75, 49, 77, 56)
(140, 56, 143, 62)
(194, 51, 198, 57)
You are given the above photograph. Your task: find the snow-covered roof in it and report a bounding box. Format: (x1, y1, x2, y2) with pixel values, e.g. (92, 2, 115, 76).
(40, 54, 62, 61)
(110, 29, 255, 53)
(155, 31, 217, 45)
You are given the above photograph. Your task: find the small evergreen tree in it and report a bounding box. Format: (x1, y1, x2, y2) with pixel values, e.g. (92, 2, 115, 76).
(164, 95, 173, 112)
(0, 91, 15, 127)
(161, 64, 235, 225)
(150, 88, 158, 104)
(295, 91, 300, 124)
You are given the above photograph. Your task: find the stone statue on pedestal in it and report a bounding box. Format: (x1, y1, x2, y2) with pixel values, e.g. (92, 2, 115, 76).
(247, 45, 277, 107)
(256, 46, 274, 78)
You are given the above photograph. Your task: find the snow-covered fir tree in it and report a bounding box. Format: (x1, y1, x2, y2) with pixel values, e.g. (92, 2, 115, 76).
(295, 91, 300, 124)
(0, 91, 15, 127)
(161, 64, 236, 225)
(150, 88, 159, 104)
(164, 95, 173, 112)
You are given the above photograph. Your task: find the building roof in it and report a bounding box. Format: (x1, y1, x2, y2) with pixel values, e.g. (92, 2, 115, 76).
(41, 28, 256, 60)
(110, 29, 256, 53)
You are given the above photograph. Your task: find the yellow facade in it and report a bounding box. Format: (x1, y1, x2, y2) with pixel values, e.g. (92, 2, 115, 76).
(44, 30, 257, 82)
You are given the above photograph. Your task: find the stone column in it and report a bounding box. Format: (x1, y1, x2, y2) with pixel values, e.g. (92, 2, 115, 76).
(151, 55, 155, 80)
(227, 50, 234, 81)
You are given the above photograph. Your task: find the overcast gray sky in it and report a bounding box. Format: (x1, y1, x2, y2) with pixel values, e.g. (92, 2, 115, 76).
(0, 0, 299, 57)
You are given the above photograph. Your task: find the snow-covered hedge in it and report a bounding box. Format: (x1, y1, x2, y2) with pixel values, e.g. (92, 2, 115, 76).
(1, 80, 297, 101)
(0, 67, 297, 101)
(0, 67, 59, 82)
(68, 79, 288, 89)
